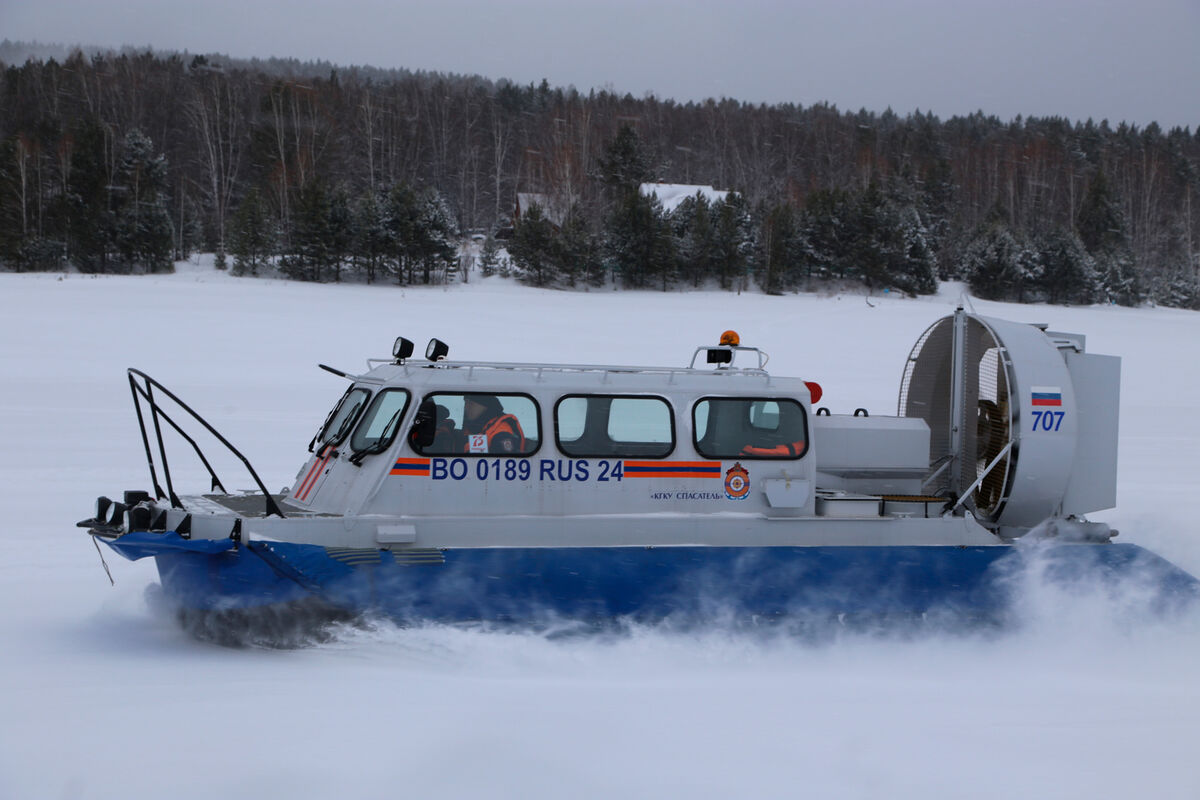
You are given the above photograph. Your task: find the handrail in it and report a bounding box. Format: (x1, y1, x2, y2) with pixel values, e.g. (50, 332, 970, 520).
(364, 356, 771, 378)
(127, 369, 285, 518)
(688, 345, 770, 370)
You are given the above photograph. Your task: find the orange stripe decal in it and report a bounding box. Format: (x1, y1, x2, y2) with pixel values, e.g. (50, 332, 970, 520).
(623, 461, 722, 478)
(390, 458, 431, 477)
(293, 458, 322, 499)
(295, 454, 330, 501)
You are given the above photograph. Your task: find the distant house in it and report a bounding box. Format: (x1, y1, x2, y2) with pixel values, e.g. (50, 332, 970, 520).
(639, 183, 733, 213)
(514, 193, 569, 229)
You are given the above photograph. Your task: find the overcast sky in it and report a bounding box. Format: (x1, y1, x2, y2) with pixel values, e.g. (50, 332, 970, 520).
(3, 0, 1198, 129)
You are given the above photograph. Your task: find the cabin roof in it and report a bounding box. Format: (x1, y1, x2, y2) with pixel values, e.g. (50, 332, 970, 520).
(355, 355, 802, 394)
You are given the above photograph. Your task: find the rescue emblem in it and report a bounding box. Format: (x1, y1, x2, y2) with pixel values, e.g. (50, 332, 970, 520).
(724, 462, 750, 500)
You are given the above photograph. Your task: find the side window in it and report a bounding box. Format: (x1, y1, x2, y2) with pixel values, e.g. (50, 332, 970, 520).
(350, 389, 411, 453)
(693, 397, 808, 460)
(316, 387, 371, 449)
(556, 395, 674, 458)
(411, 393, 540, 456)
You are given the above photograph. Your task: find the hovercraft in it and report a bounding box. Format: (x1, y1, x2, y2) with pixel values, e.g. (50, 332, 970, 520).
(81, 309, 1199, 636)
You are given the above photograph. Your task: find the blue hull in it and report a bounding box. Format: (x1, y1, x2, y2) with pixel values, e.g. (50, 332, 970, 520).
(105, 532, 1200, 627)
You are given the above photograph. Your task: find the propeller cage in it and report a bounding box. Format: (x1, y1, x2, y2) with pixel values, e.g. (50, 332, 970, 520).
(899, 309, 1119, 533)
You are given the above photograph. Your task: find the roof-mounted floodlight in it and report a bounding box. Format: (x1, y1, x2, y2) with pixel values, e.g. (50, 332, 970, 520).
(706, 348, 733, 365)
(706, 329, 739, 366)
(393, 337, 414, 363)
(426, 338, 449, 362)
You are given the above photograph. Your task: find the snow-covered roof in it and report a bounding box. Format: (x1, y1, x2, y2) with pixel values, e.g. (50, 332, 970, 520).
(515, 193, 569, 227)
(639, 183, 732, 213)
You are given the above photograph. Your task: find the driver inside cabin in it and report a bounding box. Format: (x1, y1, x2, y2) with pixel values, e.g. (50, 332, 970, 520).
(695, 397, 807, 460)
(739, 400, 807, 458)
(410, 394, 526, 455)
(463, 394, 525, 454)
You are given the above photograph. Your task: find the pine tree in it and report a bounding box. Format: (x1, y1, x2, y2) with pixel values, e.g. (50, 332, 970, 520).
(413, 188, 459, 284)
(328, 185, 353, 282)
(1076, 170, 1140, 305)
(284, 179, 334, 282)
(230, 187, 272, 276)
(1156, 262, 1200, 309)
(509, 203, 556, 287)
(887, 204, 938, 296)
(799, 189, 854, 284)
(673, 194, 715, 288)
(111, 129, 173, 273)
(961, 223, 1023, 301)
(757, 202, 796, 295)
(1098, 250, 1142, 306)
(1036, 227, 1098, 305)
(175, 196, 204, 262)
(920, 156, 955, 278)
(0, 136, 65, 271)
(646, 196, 677, 292)
(554, 208, 599, 288)
(599, 125, 654, 200)
(849, 182, 889, 290)
(603, 191, 675, 289)
(1076, 170, 1124, 255)
(0, 138, 28, 269)
(66, 118, 116, 273)
(1013, 238, 1043, 303)
(710, 195, 753, 292)
(479, 233, 501, 277)
(354, 189, 389, 284)
(383, 183, 418, 284)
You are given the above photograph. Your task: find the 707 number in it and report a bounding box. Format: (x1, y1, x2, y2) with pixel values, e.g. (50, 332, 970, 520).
(1030, 410, 1065, 431)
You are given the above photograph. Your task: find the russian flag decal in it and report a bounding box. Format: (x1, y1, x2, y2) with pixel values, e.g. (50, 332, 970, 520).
(1030, 386, 1063, 407)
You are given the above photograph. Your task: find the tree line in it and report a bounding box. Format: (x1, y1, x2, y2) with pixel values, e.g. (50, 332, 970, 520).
(0, 46, 1197, 307)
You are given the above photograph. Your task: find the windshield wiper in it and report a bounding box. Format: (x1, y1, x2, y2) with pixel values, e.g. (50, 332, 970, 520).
(349, 406, 407, 466)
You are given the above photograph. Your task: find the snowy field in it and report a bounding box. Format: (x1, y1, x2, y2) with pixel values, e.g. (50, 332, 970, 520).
(2, 261, 1200, 799)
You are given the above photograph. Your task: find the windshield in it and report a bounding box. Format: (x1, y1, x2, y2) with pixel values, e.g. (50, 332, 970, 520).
(317, 387, 371, 449)
(351, 389, 411, 453)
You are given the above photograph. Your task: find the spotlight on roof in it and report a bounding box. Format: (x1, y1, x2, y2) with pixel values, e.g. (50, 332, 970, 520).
(707, 329, 738, 365)
(706, 348, 733, 365)
(393, 337, 414, 363)
(426, 338, 449, 362)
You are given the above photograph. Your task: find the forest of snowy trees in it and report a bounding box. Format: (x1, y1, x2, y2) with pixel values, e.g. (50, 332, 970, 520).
(0, 44, 1197, 307)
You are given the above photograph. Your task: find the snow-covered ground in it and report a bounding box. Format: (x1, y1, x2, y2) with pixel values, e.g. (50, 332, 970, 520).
(3, 261, 1199, 799)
